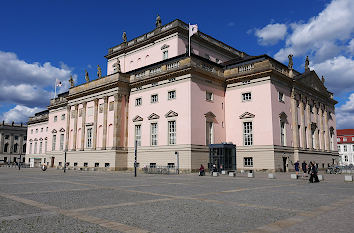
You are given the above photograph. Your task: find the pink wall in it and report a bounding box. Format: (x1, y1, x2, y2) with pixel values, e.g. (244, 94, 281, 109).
(26, 122, 49, 155)
(47, 108, 67, 152)
(225, 80, 274, 146)
(190, 80, 225, 145)
(128, 79, 191, 147)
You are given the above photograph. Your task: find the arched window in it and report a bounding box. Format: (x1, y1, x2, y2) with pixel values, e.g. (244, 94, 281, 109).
(22, 143, 26, 153)
(13, 143, 18, 153)
(279, 112, 288, 146)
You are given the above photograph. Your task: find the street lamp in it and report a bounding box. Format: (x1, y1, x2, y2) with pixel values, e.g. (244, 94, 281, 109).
(175, 151, 179, 174)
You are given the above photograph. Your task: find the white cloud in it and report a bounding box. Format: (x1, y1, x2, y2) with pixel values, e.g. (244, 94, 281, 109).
(0, 50, 74, 109)
(255, 23, 287, 46)
(274, 0, 354, 62)
(1, 105, 44, 124)
(348, 39, 354, 55)
(336, 93, 354, 129)
(311, 56, 354, 94)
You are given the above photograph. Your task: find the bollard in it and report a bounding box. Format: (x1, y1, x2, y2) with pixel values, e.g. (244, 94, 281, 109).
(213, 172, 219, 177)
(221, 170, 227, 175)
(345, 175, 353, 182)
(248, 171, 254, 178)
(318, 174, 324, 181)
(291, 174, 298, 179)
(229, 172, 236, 177)
(268, 173, 275, 179)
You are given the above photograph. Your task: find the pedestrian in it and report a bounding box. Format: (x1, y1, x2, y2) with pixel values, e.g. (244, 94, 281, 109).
(309, 162, 320, 183)
(302, 161, 307, 176)
(199, 164, 205, 176)
(294, 161, 300, 175)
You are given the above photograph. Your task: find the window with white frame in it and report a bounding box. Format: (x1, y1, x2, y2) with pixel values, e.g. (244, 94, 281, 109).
(29, 143, 32, 154)
(60, 134, 64, 151)
(242, 92, 252, 101)
(151, 123, 158, 146)
(135, 125, 141, 146)
(344, 145, 347, 152)
(86, 128, 92, 148)
(278, 92, 284, 102)
(168, 90, 176, 100)
(135, 98, 142, 106)
(343, 137, 347, 142)
(280, 121, 286, 146)
(206, 121, 214, 145)
(243, 122, 253, 146)
(151, 94, 158, 103)
(61, 114, 65, 120)
(39, 142, 42, 154)
(168, 121, 176, 145)
(206, 91, 213, 101)
(34, 142, 37, 154)
(345, 155, 348, 162)
(167, 163, 175, 168)
(244, 157, 253, 167)
(52, 135, 56, 151)
(54, 116, 58, 122)
(162, 50, 168, 60)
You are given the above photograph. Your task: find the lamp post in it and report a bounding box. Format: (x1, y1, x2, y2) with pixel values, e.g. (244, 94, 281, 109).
(64, 150, 67, 173)
(175, 151, 179, 174)
(134, 140, 137, 177)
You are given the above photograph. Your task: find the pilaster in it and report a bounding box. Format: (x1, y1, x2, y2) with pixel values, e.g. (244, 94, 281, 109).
(92, 98, 99, 150)
(314, 103, 320, 150)
(291, 89, 299, 148)
(113, 94, 122, 149)
(102, 96, 108, 150)
(80, 102, 87, 151)
(0, 133, 3, 153)
(306, 100, 313, 149)
(72, 104, 79, 151)
(324, 106, 330, 151)
(319, 104, 325, 151)
(65, 105, 71, 151)
(299, 97, 306, 148)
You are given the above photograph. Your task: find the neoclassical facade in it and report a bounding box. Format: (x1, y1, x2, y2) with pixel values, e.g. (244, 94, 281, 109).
(0, 121, 27, 163)
(337, 129, 354, 166)
(26, 19, 339, 171)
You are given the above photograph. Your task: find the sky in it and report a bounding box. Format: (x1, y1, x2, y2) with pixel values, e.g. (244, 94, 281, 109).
(0, 0, 353, 129)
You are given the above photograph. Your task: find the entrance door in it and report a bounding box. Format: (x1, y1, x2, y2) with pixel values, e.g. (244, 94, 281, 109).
(282, 157, 287, 172)
(51, 157, 55, 167)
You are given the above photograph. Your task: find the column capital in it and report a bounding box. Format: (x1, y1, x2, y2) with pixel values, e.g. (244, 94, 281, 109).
(94, 98, 99, 104)
(103, 96, 108, 102)
(82, 101, 87, 107)
(114, 93, 123, 102)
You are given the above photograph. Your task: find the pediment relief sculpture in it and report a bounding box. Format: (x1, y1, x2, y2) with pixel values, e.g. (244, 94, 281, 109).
(52, 129, 57, 133)
(148, 113, 160, 120)
(204, 111, 216, 118)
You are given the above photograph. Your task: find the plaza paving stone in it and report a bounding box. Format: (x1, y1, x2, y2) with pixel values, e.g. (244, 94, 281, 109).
(0, 167, 353, 233)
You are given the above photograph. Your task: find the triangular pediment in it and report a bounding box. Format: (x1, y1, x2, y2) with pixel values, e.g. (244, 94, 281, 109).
(165, 110, 178, 118)
(132, 115, 143, 122)
(295, 71, 328, 94)
(239, 112, 255, 119)
(148, 113, 160, 120)
(59, 128, 65, 132)
(204, 111, 216, 118)
(39, 138, 43, 141)
(51, 129, 57, 133)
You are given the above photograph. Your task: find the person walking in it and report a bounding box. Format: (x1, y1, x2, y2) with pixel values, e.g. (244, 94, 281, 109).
(309, 162, 320, 183)
(199, 164, 205, 176)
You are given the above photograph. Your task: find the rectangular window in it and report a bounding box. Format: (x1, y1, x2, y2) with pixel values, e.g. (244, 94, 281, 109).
(59, 134, 64, 151)
(151, 123, 158, 146)
(29, 143, 32, 154)
(34, 142, 37, 154)
(87, 107, 93, 116)
(151, 94, 158, 103)
(45, 141, 47, 153)
(345, 155, 348, 162)
(243, 122, 253, 146)
(162, 50, 168, 60)
(39, 142, 42, 154)
(95, 163, 99, 167)
(280, 122, 286, 146)
(84, 162, 88, 167)
(105, 163, 110, 167)
(109, 101, 114, 111)
(54, 116, 57, 122)
(150, 163, 157, 168)
(87, 128, 92, 148)
(206, 122, 214, 145)
(167, 163, 175, 168)
(278, 92, 284, 102)
(242, 92, 252, 101)
(168, 121, 176, 145)
(61, 114, 65, 120)
(52, 135, 56, 151)
(244, 157, 253, 167)
(135, 125, 141, 146)
(135, 98, 142, 106)
(168, 90, 176, 100)
(206, 91, 213, 101)
(344, 145, 347, 152)
(74, 162, 78, 167)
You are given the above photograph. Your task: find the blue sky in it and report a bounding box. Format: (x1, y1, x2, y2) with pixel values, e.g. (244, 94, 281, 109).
(0, 0, 353, 128)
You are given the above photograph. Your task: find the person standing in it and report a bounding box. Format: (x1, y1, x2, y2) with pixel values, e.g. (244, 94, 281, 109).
(309, 162, 320, 183)
(302, 161, 307, 177)
(294, 161, 300, 175)
(199, 164, 205, 176)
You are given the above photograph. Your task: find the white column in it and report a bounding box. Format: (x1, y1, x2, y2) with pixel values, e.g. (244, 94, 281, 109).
(291, 90, 299, 148)
(80, 102, 87, 151)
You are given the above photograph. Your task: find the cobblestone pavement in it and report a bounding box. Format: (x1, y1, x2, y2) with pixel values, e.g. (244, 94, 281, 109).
(0, 168, 353, 233)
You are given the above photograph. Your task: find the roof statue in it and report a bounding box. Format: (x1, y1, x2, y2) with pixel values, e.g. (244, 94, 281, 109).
(85, 70, 90, 82)
(113, 58, 121, 72)
(156, 14, 161, 28)
(288, 54, 293, 70)
(69, 75, 74, 88)
(97, 65, 102, 78)
(321, 76, 325, 84)
(122, 31, 127, 43)
(305, 56, 310, 72)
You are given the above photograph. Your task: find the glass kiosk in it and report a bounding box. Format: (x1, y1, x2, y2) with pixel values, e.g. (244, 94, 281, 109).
(208, 143, 236, 172)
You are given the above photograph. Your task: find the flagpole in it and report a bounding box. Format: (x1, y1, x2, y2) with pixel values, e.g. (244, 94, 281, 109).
(54, 80, 57, 98)
(188, 23, 191, 57)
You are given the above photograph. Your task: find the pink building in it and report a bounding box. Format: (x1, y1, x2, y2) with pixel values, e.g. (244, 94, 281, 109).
(26, 18, 339, 171)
